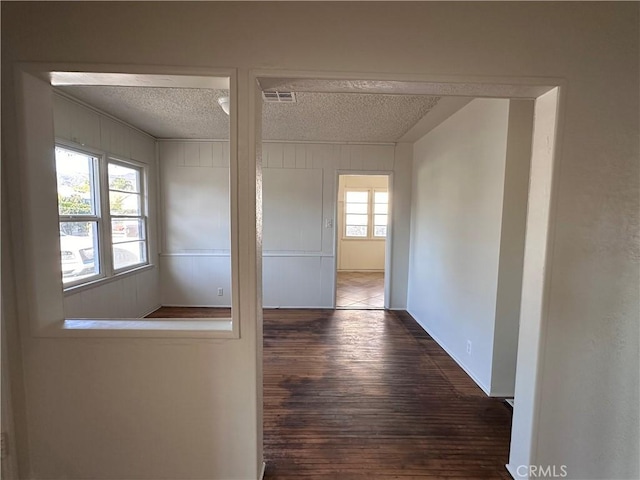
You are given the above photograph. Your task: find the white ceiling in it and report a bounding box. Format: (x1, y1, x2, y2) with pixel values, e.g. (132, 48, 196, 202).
(57, 86, 230, 139)
(263, 92, 440, 142)
(57, 85, 443, 143)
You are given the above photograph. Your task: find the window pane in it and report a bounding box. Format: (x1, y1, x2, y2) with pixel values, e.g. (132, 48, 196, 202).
(113, 241, 146, 270)
(346, 225, 367, 237)
(346, 191, 368, 203)
(346, 214, 368, 226)
(112, 219, 145, 243)
(346, 203, 368, 214)
(110, 191, 141, 215)
(374, 225, 387, 237)
(374, 214, 388, 226)
(108, 163, 140, 192)
(374, 203, 388, 214)
(374, 191, 388, 203)
(55, 147, 97, 215)
(60, 222, 100, 283)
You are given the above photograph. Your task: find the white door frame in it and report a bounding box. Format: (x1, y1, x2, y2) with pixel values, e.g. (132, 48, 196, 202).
(334, 170, 394, 309)
(253, 68, 564, 477)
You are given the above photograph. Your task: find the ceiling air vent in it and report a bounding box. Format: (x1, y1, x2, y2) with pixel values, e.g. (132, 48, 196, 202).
(263, 91, 297, 103)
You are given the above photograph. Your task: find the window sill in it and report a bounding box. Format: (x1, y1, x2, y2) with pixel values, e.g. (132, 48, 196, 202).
(40, 317, 236, 339)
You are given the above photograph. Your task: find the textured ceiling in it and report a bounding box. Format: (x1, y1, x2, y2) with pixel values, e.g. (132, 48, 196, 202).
(263, 92, 439, 142)
(56, 86, 441, 142)
(57, 86, 230, 139)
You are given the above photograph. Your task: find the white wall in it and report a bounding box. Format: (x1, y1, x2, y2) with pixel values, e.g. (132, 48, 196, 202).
(2, 4, 637, 480)
(408, 99, 533, 398)
(492, 100, 534, 397)
(158, 141, 232, 306)
(157, 142, 403, 308)
(337, 175, 388, 272)
(408, 98, 511, 394)
(262, 142, 399, 308)
(53, 94, 161, 318)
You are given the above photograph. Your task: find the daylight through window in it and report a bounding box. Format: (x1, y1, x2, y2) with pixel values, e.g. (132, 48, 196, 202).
(56, 145, 148, 287)
(344, 188, 388, 239)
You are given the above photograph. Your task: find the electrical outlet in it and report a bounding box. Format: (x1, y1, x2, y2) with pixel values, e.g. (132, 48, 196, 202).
(466, 340, 472, 355)
(217, 288, 223, 296)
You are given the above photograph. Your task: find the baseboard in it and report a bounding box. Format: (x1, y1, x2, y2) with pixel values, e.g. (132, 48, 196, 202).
(140, 304, 163, 318)
(407, 308, 492, 396)
(259, 461, 266, 480)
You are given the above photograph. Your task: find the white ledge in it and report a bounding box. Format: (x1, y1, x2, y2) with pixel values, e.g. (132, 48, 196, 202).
(40, 318, 237, 339)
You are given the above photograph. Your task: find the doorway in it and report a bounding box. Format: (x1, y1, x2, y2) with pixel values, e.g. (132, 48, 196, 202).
(336, 174, 389, 309)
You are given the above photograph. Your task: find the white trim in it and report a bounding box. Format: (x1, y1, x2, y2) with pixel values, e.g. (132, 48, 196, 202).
(157, 139, 399, 146)
(259, 462, 266, 480)
(50, 71, 229, 90)
(140, 304, 163, 318)
(407, 308, 492, 396)
(54, 318, 235, 338)
(156, 138, 229, 143)
(15, 63, 240, 339)
(263, 139, 396, 146)
(334, 170, 393, 310)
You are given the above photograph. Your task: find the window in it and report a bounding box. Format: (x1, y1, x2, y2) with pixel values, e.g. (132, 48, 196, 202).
(373, 191, 388, 237)
(344, 188, 388, 238)
(345, 190, 369, 237)
(108, 161, 147, 271)
(56, 145, 148, 287)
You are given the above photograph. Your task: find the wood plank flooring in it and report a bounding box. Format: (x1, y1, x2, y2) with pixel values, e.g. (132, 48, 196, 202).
(263, 309, 512, 479)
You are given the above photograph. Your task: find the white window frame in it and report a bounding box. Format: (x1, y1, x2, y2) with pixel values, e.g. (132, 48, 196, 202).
(56, 142, 150, 290)
(57, 144, 105, 288)
(372, 188, 389, 238)
(107, 157, 149, 275)
(343, 187, 388, 240)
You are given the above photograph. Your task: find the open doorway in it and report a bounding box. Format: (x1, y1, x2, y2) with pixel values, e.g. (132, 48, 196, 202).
(336, 174, 389, 309)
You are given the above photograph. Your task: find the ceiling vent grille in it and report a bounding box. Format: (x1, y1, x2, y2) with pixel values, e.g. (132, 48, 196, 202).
(263, 91, 297, 103)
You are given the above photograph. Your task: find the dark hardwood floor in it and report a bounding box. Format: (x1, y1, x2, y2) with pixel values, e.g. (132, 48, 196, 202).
(263, 309, 513, 479)
(148, 307, 513, 479)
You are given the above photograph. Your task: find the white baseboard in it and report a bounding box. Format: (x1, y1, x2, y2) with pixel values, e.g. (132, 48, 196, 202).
(259, 461, 266, 480)
(407, 308, 491, 396)
(140, 304, 163, 318)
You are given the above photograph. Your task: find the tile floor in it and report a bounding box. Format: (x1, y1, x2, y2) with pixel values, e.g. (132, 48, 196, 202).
(336, 271, 384, 308)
